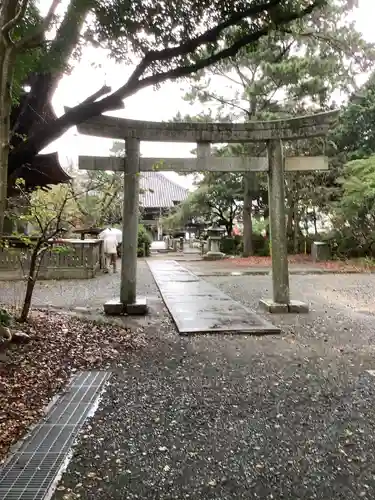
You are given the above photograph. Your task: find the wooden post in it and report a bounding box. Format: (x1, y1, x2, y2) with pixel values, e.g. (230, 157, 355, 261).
(268, 139, 290, 304)
(120, 138, 140, 305)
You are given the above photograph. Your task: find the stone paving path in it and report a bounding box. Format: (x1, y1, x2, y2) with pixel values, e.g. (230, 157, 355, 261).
(148, 259, 279, 334)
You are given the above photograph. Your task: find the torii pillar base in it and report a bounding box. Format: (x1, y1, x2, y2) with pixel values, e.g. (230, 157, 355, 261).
(104, 298, 148, 316)
(259, 299, 309, 314)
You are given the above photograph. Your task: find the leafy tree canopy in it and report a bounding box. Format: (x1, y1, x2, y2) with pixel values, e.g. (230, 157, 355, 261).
(169, 0, 374, 246)
(333, 72, 375, 160)
(165, 172, 243, 235)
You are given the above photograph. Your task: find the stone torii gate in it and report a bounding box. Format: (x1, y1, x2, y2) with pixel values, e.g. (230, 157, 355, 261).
(77, 110, 338, 315)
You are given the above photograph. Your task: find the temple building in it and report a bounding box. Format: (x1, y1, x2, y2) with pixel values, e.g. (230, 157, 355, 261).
(140, 172, 188, 240)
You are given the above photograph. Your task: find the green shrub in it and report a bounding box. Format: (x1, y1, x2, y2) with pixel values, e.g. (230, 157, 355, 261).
(137, 224, 152, 257)
(322, 229, 375, 259)
(220, 234, 270, 256)
(252, 233, 270, 256)
(220, 237, 240, 255)
(0, 308, 12, 327)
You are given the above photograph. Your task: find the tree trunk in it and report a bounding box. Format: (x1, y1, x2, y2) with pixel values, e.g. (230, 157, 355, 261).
(19, 276, 36, 323)
(287, 197, 294, 237)
(19, 248, 40, 322)
(0, 42, 14, 235)
(9, 0, 91, 177)
(313, 208, 318, 235)
(242, 172, 254, 257)
(293, 207, 300, 254)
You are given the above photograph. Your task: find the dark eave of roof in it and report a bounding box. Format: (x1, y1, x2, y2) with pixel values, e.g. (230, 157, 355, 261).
(8, 152, 71, 195)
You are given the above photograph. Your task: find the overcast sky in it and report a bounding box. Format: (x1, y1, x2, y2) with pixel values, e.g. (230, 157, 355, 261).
(39, 0, 375, 188)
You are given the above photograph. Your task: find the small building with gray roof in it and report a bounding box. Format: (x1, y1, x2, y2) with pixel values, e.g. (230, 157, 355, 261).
(139, 172, 188, 239)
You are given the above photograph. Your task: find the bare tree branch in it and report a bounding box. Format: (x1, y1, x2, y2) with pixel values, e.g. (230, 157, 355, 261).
(33, 210, 44, 233)
(145, 0, 282, 65)
(81, 85, 114, 105)
(198, 90, 252, 117)
(109, 0, 323, 104)
(280, 27, 350, 53)
(212, 67, 244, 86)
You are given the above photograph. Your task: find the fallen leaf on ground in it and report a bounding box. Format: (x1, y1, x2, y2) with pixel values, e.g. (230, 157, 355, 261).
(0, 310, 145, 463)
(222, 254, 375, 272)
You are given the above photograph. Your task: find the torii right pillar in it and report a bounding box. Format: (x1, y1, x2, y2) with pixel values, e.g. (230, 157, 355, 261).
(259, 139, 309, 314)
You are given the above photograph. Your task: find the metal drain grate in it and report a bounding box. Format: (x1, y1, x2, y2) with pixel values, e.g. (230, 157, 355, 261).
(0, 370, 110, 500)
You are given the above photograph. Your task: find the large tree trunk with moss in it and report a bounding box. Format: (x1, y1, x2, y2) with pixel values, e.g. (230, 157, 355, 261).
(8, 0, 90, 189)
(0, 1, 18, 235)
(0, 83, 11, 235)
(0, 0, 65, 232)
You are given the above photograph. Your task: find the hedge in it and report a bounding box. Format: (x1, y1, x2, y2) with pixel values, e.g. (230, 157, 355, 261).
(220, 234, 270, 256)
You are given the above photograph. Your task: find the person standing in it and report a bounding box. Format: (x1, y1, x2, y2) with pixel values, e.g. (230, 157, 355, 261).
(99, 228, 118, 273)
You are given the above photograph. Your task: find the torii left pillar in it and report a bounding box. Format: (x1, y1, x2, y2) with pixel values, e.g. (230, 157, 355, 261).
(104, 137, 148, 315)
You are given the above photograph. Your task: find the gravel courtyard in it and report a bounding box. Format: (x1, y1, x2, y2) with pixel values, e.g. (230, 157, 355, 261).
(2, 262, 375, 499)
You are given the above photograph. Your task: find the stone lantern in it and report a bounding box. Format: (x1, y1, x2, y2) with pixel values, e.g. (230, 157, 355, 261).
(203, 224, 225, 260)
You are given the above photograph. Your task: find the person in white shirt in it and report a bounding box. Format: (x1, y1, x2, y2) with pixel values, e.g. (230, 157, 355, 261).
(99, 228, 118, 273)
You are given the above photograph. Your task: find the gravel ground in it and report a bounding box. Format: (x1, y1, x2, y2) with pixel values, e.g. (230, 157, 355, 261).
(182, 256, 374, 276)
(49, 267, 375, 500)
(0, 259, 156, 312)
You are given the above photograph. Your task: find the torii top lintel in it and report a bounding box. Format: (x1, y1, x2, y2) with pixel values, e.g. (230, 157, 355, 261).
(77, 110, 339, 143)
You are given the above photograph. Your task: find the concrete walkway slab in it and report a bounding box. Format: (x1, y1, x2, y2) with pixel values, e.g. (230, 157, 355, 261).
(147, 260, 280, 335)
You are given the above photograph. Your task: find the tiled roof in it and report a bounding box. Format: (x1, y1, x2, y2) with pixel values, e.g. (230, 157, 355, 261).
(140, 172, 188, 209)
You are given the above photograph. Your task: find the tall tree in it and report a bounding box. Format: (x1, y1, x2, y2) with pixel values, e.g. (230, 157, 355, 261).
(0, 0, 60, 232)
(1, 0, 332, 233)
(169, 172, 243, 236)
(334, 71, 375, 161)
(327, 155, 375, 257)
(319, 71, 375, 229)
(72, 170, 124, 227)
(178, 0, 374, 254)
